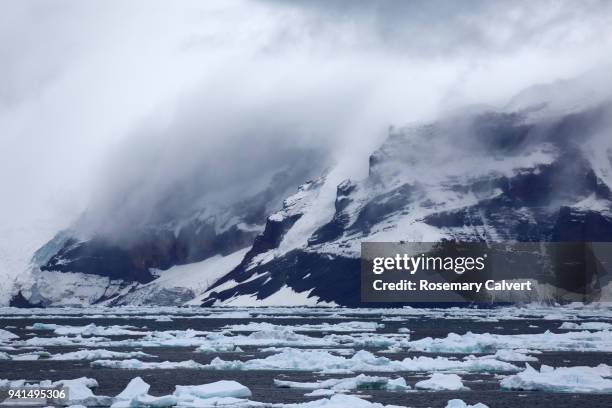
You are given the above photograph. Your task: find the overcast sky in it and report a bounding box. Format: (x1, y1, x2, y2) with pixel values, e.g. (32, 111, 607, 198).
(1, 0, 611, 268)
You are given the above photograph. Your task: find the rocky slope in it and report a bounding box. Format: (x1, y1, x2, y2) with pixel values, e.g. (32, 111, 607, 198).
(201, 102, 612, 306)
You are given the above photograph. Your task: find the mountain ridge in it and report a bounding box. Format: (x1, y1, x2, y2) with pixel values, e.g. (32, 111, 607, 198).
(9, 75, 612, 307)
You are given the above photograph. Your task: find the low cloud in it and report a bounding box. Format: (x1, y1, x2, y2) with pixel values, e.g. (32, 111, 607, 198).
(1, 0, 611, 248)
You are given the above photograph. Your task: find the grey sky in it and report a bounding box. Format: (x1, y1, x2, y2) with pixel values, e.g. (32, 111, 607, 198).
(1, 0, 611, 267)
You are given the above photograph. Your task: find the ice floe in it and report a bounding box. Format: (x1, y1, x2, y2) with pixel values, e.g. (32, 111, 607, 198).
(55, 377, 112, 406)
(487, 349, 539, 362)
(274, 394, 406, 407)
(116, 392, 406, 408)
(225, 321, 382, 332)
(93, 349, 519, 373)
(1, 303, 610, 323)
(5, 349, 154, 361)
(51, 349, 154, 361)
(114, 377, 150, 400)
(111, 378, 252, 408)
(89, 327, 336, 349)
(92, 359, 206, 370)
(415, 373, 468, 391)
(196, 343, 244, 353)
(274, 374, 410, 392)
(407, 330, 612, 353)
(304, 389, 336, 397)
(500, 364, 612, 393)
(174, 380, 252, 399)
(559, 322, 612, 331)
(30, 322, 146, 336)
(260, 347, 355, 356)
(17, 335, 113, 347)
(11, 327, 339, 349)
(212, 349, 519, 373)
(113, 394, 178, 407)
(0, 329, 17, 340)
(445, 399, 489, 408)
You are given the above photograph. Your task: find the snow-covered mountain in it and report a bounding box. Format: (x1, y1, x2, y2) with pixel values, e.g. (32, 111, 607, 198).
(9, 74, 612, 307)
(9, 154, 326, 307)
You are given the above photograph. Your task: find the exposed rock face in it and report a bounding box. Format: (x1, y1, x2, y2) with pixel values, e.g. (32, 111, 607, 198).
(201, 101, 612, 306)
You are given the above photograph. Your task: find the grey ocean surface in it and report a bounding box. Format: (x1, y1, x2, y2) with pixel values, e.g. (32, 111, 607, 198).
(1, 308, 612, 407)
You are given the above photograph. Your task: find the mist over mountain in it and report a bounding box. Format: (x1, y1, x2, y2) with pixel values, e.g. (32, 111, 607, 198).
(1, 0, 612, 305)
(9, 69, 612, 307)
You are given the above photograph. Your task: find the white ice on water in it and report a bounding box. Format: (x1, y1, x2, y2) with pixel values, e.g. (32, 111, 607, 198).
(407, 330, 612, 353)
(0, 329, 18, 341)
(224, 321, 382, 332)
(92, 349, 520, 373)
(559, 322, 612, 331)
(4, 349, 154, 361)
(29, 322, 146, 336)
(415, 373, 468, 391)
(445, 399, 489, 408)
(109, 377, 414, 408)
(500, 364, 612, 393)
(274, 374, 410, 392)
(114, 377, 150, 400)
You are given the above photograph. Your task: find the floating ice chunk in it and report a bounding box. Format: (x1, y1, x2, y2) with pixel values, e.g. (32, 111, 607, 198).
(490, 349, 538, 362)
(115, 377, 150, 400)
(0, 329, 18, 340)
(0, 379, 26, 389)
(407, 330, 612, 353)
(10, 350, 51, 360)
(0, 352, 9, 360)
(397, 328, 410, 334)
(381, 317, 406, 322)
(241, 328, 334, 346)
(386, 378, 410, 391)
(19, 335, 111, 347)
(204, 311, 252, 319)
(305, 389, 336, 397)
(196, 342, 243, 353)
(325, 333, 405, 349)
(445, 399, 489, 408)
(206, 349, 519, 373)
(225, 321, 382, 333)
(278, 394, 407, 407)
(5, 349, 153, 361)
(127, 394, 178, 407)
(30, 323, 145, 336)
(52, 377, 112, 406)
(500, 364, 612, 393)
(155, 316, 173, 322)
(91, 349, 517, 373)
(275, 374, 410, 392)
(111, 329, 210, 348)
(51, 349, 154, 361)
(92, 359, 205, 370)
(109, 327, 335, 348)
(559, 322, 612, 331)
(112, 380, 252, 408)
(260, 347, 354, 356)
(415, 373, 468, 391)
(174, 380, 252, 399)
